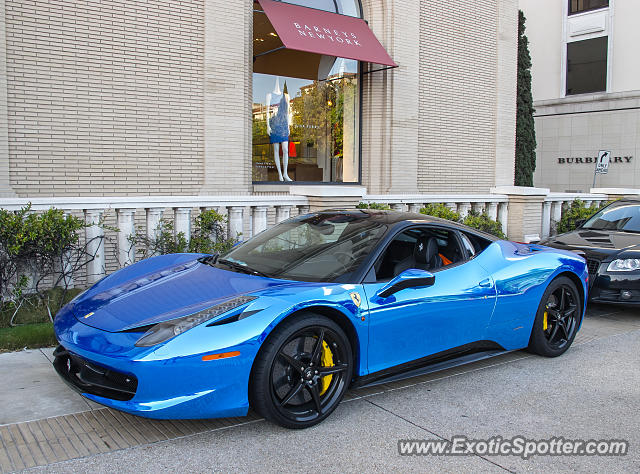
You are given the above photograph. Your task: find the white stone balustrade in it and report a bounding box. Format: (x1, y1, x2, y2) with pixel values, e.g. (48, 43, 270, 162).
(0, 195, 310, 283)
(361, 194, 510, 233)
(544, 192, 609, 238)
(1, 189, 637, 286)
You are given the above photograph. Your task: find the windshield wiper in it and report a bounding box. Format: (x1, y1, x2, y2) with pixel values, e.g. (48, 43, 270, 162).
(198, 254, 219, 266)
(217, 259, 271, 278)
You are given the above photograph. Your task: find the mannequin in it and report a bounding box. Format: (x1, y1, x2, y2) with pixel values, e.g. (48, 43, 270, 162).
(266, 78, 293, 181)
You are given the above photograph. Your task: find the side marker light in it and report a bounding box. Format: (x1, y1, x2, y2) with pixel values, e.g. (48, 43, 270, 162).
(202, 351, 241, 361)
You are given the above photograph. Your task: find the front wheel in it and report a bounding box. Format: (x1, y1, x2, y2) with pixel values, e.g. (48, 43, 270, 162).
(250, 313, 353, 429)
(528, 276, 582, 357)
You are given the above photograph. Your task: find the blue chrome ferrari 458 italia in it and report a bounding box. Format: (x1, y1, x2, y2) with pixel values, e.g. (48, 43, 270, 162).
(53, 210, 588, 428)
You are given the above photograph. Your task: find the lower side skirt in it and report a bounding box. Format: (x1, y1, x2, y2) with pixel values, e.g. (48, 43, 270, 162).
(353, 341, 508, 389)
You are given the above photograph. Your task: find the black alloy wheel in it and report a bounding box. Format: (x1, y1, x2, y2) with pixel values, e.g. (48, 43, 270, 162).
(250, 313, 353, 429)
(543, 285, 579, 350)
(528, 276, 582, 357)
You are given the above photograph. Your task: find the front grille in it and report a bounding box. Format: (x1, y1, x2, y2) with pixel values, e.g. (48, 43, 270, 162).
(53, 345, 137, 401)
(587, 259, 600, 274)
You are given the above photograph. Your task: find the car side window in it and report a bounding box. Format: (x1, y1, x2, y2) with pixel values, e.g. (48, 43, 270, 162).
(460, 233, 477, 259)
(372, 226, 465, 282)
(459, 231, 494, 257)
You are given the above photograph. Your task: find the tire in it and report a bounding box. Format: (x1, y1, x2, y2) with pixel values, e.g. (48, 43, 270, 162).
(249, 312, 353, 429)
(528, 276, 582, 357)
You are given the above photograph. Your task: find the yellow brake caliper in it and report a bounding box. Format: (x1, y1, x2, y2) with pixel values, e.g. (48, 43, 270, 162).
(320, 340, 334, 395)
(543, 310, 548, 331)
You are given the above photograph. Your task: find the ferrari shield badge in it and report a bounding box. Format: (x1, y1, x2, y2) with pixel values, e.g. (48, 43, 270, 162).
(350, 292, 362, 307)
(83, 312, 94, 319)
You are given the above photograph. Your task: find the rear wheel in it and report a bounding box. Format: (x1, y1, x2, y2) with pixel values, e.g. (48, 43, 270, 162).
(528, 276, 582, 357)
(250, 313, 353, 429)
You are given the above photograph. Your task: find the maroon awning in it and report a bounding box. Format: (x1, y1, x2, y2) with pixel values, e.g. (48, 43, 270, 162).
(257, 0, 397, 68)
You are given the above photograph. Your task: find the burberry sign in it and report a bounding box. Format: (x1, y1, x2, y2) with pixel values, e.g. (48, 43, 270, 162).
(557, 156, 633, 164)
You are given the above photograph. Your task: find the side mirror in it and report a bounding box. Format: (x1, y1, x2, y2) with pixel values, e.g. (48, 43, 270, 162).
(376, 269, 435, 299)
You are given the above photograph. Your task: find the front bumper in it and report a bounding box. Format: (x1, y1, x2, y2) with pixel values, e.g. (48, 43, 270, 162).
(53, 304, 258, 419)
(588, 262, 640, 304)
(53, 345, 138, 401)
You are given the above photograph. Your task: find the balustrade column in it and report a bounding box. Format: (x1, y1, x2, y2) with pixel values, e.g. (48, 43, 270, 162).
(85, 210, 106, 284)
(497, 203, 508, 236)
(116, 209, 136, 267)
(408, 203, 422, 214)
(487, 202, 498, 221)
(252, 206, 268, 237)
(174, 208, 192, 244)
(146, 208, 164, 244)
(472, 202, 484, 214)
(59, 212, 74, 288)
(298, 204, 310, 216)
(457, 202, 471, 218)
(391, 203, 405, 212)
(276, 205, 291, 223)
(541, 201, 552, 238)
(228, 206, 244, 239)
(551, 201, 563, 231)
(446, 202, 458, 212)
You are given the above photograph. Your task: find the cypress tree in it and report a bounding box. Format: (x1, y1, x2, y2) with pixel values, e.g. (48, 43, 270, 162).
(514, 10, 537, 187)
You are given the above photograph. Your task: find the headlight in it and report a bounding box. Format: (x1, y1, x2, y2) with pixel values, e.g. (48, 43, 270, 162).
(607, 259, 640, 272)
(135, 295, 258, 347)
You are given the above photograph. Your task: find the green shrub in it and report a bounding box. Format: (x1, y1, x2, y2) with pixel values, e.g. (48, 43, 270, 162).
(132, 209, 237, 259)
(420, 204, 505, 239)
(419, 203, 461, 223)
(555, 199, 603, 234)
(462, 211, 506, 239)
(189, 209, 236, 254)
(0, 204, 90, 325)
(357, 202, 391, 210)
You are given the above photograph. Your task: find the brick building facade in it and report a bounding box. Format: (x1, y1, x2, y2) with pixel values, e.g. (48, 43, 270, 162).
(0, 0, 519, 199)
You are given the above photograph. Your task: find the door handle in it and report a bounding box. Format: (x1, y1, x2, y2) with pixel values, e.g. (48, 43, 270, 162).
(479, 278, 492, 288)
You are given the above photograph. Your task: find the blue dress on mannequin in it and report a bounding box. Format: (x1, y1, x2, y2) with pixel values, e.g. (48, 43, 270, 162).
(269, 93, 290, 144)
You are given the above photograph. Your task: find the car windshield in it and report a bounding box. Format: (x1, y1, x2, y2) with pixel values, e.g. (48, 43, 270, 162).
(215, 212, 388, 282)
(582, 202, 640, 233)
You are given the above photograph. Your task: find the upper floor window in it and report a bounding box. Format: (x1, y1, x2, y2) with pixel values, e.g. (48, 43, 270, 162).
(566, 36, 608, 95)
(568, 0, 609, 15)
(274, 0, 361, 18)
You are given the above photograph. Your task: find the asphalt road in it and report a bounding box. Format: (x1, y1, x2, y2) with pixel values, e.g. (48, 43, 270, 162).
(12, 304, 640, 473)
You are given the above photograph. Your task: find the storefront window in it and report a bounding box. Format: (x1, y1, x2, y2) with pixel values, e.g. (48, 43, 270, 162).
(252, 0, 362, 183)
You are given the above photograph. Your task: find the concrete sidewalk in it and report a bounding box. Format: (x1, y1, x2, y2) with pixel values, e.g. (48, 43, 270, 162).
(0, 348, 101, 426)
(0, 303, 638, 472)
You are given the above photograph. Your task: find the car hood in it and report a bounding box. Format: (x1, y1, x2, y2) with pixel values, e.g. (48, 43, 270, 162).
(542, 229, 640, 261)
(70, 254, 294, 332)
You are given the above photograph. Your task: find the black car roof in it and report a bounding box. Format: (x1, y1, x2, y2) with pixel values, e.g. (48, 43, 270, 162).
(313, 209, 500, 241)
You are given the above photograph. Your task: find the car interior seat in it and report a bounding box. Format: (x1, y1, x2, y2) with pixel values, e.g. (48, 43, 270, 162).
(393, 235, 443, 276)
